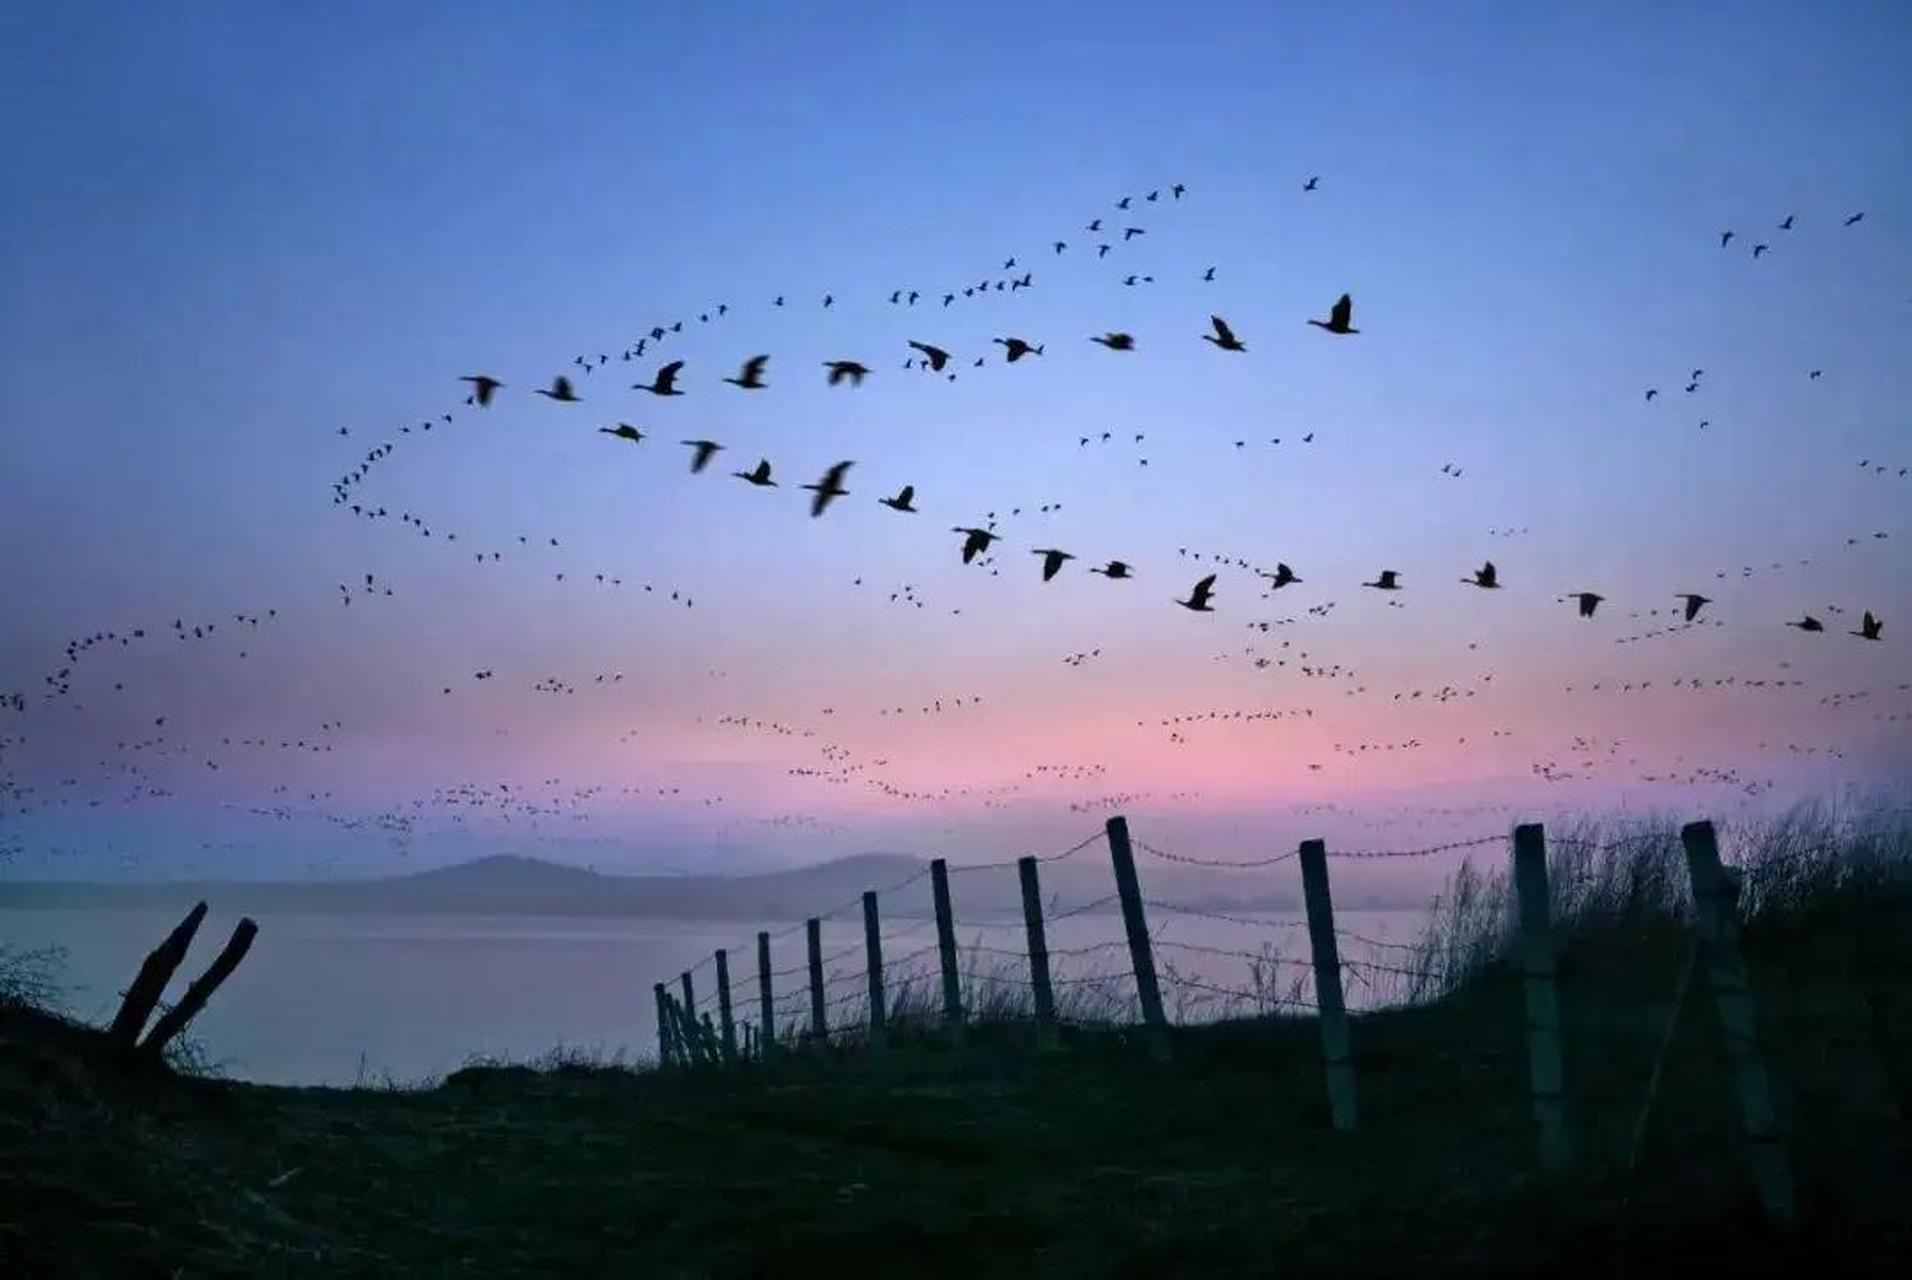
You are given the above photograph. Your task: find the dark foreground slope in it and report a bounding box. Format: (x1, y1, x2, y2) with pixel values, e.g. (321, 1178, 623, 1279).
(4, 825, 1910, 1278)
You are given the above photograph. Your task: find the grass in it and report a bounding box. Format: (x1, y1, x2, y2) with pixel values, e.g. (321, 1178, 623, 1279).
(3, 807, 1910, 1276)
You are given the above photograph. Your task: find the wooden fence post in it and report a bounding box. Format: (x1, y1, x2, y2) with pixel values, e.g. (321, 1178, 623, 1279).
(654, 982, 677, 1068)
(679, 972, 700, 1065)
(931, 858, 965, 1040)
(806, 917, 827, 1044)
(1105, 815, 1171, 1062)
(863, 890, 887, 1052)
(756, 930, 777, 1063)
(1681, 820, 1794, 1226)
(109, 901, 207, 1045)
(715, 948, 738, 1064)
(665, 992, 696, 1066)
(1512, 823, 1571, 1171)
(141, 918, 258, 1057)
(1297, 840, 1358, 1132)
(1018, 855, 1061, 1051)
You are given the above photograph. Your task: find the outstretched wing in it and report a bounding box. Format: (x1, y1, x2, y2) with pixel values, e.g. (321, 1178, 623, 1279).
(1331, 294, 1352, 329)
(742, 354, 767, 380)
(658, 360, 684, 390)
(1210, 315, 1236, 345)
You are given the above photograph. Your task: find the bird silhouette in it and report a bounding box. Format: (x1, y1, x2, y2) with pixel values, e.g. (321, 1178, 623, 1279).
(1844, 212, 1865, 226)
(636, 361, 685, 396)
(535, 376, 580, 402)
(824, 360, 871, 387)
(1851, 611, 1883, 640)
(1464, 562, 1500, 588)
(1678, 594, 1712, 622)
(1203, 315, 1246, 351)
(461, 375, 502, 407)
(1267, 563, 1301, 589)
(1778, 214, 1794, 230)
(1303, 176, 1319, 191)
(1752, 243, 1769, 258)
(1032, 549, 1074, 582)
(1571, 592, 1604, 618)
(1307, 293, 1358, 335)
(1122, 227, 1146, 241)
(724, 355, 769, 389)
(1720, 230, 1734, 247)
(597, 424, 645, 444)
(1090, 332, 1135, 351)
(1091, 561, 1133, 579)
(1202, 266, 1216, 282)
(907, 342, 950, 372)
(733, 459, 776, 487)
(953, 527, 998, 564)
(681, 440, 724, 473)
(1645, 389, 1659, 401)
(994, 337, 1044, 362)
(1364, 570, 1402, 590)
(879, 485, 917, 513)
(1789, 614, 1825, 633)
(1179, 574, 1217, 611)
(802, 461, 853, 516)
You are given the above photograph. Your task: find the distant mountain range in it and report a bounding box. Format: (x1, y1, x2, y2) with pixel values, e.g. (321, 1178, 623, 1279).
(0, 851, 1345, 918)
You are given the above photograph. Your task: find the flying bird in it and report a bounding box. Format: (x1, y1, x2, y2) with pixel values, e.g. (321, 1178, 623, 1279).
(824, 360, 871, 387)
(598, 423, 645, 443)
(907, 341, 951, 372)
(1851, 612, 1883, 641)
(879, 485, 917, 513)
(1364, 570, 1401, 591)
(461, 375, 502, 407)
(1307, 293, 1358, 335)
(1178, 574, 1218, 612)
(1752, 243, 1769, 258)
(1778, 215, 1794, 230)
(1091, 561, 1133, 579)
(1788, 614, 1825, 633)
(1090, 332, 1135, 351)
(1678, 594, 1712, 622)
(994, 337, 1044, 362)
(953, 527, 999, 564)
(1464, 562, 1500, 589)
(635, 361, 685, 396)
(733, 459, 776, 487)
(1303, 176, 1319, 191)
(724, 355, 769, 389)
(1571, 592, 1605, 618)
(1020, 548, 1073, 582)
(802, 461, 853, 516)
(1844, 212, 1864, 226)
(681, 440, 724, 473)
(1266, 563, 1301, 589)
(535, 376, 580, 402)
(1720, 230, 1734, 247)
(1203, 315, 1246, 352)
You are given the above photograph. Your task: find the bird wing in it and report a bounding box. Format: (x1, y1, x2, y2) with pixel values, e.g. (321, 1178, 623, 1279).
(1210, 315, 1236, 344)
(1331, 294, 1352, 328)
(743, 355, 767, 379)
(897, 485, 914, 504)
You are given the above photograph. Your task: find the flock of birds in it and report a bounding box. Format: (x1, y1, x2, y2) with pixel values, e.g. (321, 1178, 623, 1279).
(2, 173, 1903, 876)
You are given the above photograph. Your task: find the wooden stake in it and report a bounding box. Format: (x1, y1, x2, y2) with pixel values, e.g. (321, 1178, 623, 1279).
(863, 890, 887, 1052)
(109, 901, 207, 1046)
(654, 982, 677, 1068)
(1106, 815, 1170, 1062)
(1298, 840, 1358, 1132)
(931, 858, 964, 1040)
(756, 930, 777, 1063)
(1512, 823, 1571, 1171)
(715, 948, 738, 1064)
(141, 918, 258, 1058)
(1681, 820, 1794, 1226)
(1018, 855, 1061, 1051)
(806, 917, 826, 1044)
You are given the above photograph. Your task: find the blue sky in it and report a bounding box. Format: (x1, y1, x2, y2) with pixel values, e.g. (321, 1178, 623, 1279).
(2, 2, 1909, 880)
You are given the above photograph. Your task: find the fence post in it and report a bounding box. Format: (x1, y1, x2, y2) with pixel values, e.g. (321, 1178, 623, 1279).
(715, 948, 738, 1064)
(863, 890, 888, 1053)
(666, 992, 699, 1066)
(1106, 815, 1171, 1062)
(109, 901, 208, 1045)
(654, 982, 676, 1068)
(757, 930, 777, 1063)
(1297, 839, 1358, 1132)
(1681, 820, 1794, 1226)
(679, 972, 700, 1066)
(807, 917, 827, 1044)
(1512, 823, 1571, 1171)
(931, 858, 965, 1041)
(141, 918, 258, 1058)
(1017, 855, 1061, 1051)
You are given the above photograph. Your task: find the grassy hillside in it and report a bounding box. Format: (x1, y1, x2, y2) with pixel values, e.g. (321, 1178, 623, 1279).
(4, 812, 1909, 1277)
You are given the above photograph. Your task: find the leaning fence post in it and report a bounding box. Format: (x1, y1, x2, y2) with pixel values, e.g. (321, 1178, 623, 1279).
(1105, 815, 1171, 1062)
(1018, 855, 1061, 1052)
(1297, 840, 1358, 1132)
(1681, 820, 1794, 1226)
(141, 918, 258, 1057)
(931, 858, 965, 1041)
(715, 948, 738, 1064)
(679, 971, 700, 1065)
(863, 890, 888, 1053)
(109, 901, 208, 1045)
(806, 917, 827, 1044)
(756, 930, 777, 1063)
(654, 982, 677, 1068)
(1512, 823, 1571, 1171)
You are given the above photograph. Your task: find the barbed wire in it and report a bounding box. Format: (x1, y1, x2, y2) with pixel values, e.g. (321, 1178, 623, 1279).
(1050, 891, 1122, 921)
(1333, 927, 1429, 954)
(1159, 971, 1320, 1012)
(1144, 898, 1313, 930)
(1329, 833, 1504, 859)
(1154, 937, 1305, 965)
(1136, 839, 1298, 869)
(1038, 828, 1108, 863)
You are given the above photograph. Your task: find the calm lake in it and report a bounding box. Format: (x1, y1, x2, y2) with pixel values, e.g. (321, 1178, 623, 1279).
(1, 905, 1431, 1086)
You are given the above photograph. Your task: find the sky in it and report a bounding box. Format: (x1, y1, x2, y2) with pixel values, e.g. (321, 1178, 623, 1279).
(2, 2, 1909, 884)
